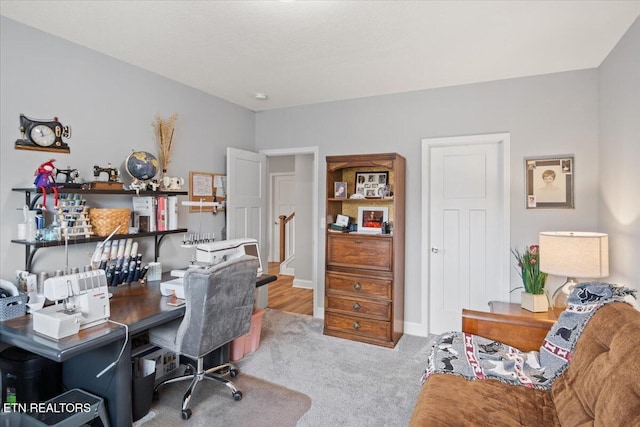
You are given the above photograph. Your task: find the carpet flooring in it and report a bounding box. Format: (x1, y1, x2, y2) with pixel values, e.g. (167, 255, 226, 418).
(135, 374, 311, 426)
(235, 309, 433, 426)
(137, 309, 432, 426)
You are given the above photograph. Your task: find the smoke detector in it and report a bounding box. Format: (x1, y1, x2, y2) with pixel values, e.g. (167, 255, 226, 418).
(254, 92, 269, 101)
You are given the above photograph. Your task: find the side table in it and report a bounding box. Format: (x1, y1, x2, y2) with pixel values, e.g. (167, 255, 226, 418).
(461, 302, 562, 352)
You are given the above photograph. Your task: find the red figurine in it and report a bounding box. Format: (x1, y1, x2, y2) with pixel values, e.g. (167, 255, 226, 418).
(34, 159, 59, 210)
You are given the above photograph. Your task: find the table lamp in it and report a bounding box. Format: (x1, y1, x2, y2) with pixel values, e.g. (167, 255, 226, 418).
(539, 231, 609, 308)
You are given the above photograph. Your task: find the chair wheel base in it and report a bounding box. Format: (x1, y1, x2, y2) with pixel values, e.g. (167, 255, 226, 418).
(182, 408, 192, 420)
(233, 391, 243, 401)
(229, 368, 238, 377)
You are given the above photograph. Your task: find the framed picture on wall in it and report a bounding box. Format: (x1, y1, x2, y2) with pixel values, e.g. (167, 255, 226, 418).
(355, 171, 389, 198)
(525, 156, 574, 209)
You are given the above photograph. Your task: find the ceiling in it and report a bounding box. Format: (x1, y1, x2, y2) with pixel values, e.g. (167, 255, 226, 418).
(2, 1, 639, 111)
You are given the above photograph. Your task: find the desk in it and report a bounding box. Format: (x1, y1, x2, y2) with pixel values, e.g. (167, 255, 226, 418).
(0, 274, 276, 426)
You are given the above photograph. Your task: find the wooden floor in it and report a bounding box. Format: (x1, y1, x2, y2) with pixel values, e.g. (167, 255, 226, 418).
(267, 262, 313, 316)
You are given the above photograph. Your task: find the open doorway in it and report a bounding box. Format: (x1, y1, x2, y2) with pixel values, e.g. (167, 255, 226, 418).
(262, 147, 319, 318)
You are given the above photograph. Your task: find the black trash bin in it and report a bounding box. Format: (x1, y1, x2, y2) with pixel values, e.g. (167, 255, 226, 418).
(132, 358, 156, 422)
(0, 346, 61, 404)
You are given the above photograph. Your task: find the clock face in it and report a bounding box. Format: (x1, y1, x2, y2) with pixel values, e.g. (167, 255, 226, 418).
(30, 124, 56, 147)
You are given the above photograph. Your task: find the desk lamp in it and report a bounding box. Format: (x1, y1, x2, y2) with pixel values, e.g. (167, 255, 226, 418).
(539, 232, 609, 308)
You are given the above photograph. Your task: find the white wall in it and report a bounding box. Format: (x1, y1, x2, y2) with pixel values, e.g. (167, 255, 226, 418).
(0, 18, 255, 278)
(255, 70, 601, 326)
(598, 17, 640, 290)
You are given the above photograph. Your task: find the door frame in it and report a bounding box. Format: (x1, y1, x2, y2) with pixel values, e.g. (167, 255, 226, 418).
(421, 132, 511, 334)
(260, 146, 320, 318)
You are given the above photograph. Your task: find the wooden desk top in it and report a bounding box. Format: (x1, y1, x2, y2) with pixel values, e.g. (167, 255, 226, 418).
(0, 273, 277, 362)
(0, 280, 180, 362)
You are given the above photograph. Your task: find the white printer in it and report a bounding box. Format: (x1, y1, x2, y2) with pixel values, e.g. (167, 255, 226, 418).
(160, 238, 263, 299)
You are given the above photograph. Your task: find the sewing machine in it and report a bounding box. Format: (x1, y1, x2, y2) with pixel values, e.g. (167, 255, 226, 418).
(91, 164, 122, 189)
(160, 238, 263, 299)
(55, 167, 80, 184)
(32, 270, 110, 339)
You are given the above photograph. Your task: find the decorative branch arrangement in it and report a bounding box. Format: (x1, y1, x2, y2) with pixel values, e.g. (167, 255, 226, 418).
(152, 113, 178, 174)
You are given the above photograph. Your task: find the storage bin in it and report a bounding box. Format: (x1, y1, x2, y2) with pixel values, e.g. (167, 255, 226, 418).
(0, 346, 62, 404)
(132, 359, 156, 422)
(230, 308, 265, 361)
(0, 294, 28, 321)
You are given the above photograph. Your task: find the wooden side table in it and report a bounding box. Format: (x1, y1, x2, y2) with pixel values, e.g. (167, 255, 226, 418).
(461, 302, 563, 352)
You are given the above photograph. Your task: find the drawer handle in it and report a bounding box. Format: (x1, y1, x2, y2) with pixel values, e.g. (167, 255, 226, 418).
(352, 302, 361, 311)
(353, 282, 361, 291)
(352, 322, 361, 330)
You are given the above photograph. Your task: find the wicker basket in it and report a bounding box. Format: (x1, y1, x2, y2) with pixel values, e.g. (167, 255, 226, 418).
(89, 208, 131, 236)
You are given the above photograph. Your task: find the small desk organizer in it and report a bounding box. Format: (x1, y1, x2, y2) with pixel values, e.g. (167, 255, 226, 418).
(0, 294, 28, 321)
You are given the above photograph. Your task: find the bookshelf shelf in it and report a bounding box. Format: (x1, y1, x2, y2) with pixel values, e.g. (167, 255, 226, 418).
(12, 187, 187, 272)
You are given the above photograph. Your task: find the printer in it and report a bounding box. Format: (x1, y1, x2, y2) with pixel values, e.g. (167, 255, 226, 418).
(160, 238, 263, 299)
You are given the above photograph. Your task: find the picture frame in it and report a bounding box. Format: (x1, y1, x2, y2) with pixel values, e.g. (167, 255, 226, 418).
(355, 171, 389, 198)
(525, 156, 574, 209)
(334, 181, 347, 199)
(189, 171, 226, 212)
(357, 206, 388, 233)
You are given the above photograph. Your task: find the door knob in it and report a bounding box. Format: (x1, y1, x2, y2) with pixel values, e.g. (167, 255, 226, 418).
(431, 247, 439, 253)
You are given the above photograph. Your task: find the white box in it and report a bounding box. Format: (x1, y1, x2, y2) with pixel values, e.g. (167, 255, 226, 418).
(135, 345, 179, 380)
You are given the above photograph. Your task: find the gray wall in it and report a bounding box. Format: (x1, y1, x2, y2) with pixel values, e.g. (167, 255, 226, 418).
(255, 70, 602, 327)
(0, 18, 254, 278)
(293, 154, 314, 283)
(598, 17, 640, 288)
(2, 15, 637, 330)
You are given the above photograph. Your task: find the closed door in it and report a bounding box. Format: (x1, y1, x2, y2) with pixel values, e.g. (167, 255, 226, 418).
(427, 134, 509, 334)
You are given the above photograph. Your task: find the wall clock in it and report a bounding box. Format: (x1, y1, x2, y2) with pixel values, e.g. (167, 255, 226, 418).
(15, 114, 71, 153)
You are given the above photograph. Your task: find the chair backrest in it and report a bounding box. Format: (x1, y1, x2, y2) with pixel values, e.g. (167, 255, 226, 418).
(175, 255, 259, 359)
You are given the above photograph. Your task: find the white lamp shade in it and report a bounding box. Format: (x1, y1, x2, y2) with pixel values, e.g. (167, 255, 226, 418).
(539, 232, 609, 278)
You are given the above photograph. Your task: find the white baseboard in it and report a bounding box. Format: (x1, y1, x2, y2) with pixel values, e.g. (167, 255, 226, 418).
(404, 320, 429, 337)
(293, 278, 313, 289)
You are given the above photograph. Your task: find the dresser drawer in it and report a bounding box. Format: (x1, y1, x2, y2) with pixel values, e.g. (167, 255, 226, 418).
(327, 234, 392, 271)
(326, 295, 391, 320)
(324, 313, 391, 341)
(326, 271, 391, 299)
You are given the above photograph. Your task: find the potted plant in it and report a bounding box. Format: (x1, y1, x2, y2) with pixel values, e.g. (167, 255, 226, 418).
(512, 245, 549, 312)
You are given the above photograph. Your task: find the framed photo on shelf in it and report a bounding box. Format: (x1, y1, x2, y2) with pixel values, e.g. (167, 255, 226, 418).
(355, 171, 389, 198)
(525, 156, 574, 209)
(334, 181, 347, 199)
(357, 206, 388, 233)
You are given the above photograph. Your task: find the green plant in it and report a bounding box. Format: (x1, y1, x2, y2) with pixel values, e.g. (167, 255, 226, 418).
(512, 245, 547, 295)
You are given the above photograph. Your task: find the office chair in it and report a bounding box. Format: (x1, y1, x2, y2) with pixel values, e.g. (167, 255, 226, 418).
(149, 255, 259, 420)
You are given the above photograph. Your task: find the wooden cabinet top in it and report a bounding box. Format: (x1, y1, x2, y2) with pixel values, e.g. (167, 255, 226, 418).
(326, 153, 405, 171)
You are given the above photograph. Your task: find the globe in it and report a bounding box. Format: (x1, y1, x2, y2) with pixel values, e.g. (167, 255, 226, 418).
(125, 151, 159, 181)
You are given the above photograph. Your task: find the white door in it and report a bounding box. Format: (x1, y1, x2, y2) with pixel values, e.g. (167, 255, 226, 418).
(226, 147, 267, 262)
(270, 174, 296, 262)
(425, 134, 510, 334)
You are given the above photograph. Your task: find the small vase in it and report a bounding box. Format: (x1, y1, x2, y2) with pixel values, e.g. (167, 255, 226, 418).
(521, 292, 548, 312)
(161, 170, 169, 190)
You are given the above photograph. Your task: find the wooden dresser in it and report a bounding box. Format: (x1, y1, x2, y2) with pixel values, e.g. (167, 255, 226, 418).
(462, 301, 563, 352)
(323, 153, 405, 348)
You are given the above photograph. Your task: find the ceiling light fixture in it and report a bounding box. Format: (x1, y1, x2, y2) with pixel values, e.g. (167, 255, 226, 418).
(254, 93, 268, 101)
